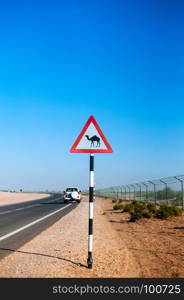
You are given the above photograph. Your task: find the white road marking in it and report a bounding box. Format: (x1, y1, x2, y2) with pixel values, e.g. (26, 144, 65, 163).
(0, 210, 12, 215)
(0, 203, 71, 242)
(0, 197, 63, 215)
(14, 208, 26, 211)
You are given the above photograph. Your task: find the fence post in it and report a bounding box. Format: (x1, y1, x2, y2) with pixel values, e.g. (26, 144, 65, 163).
(131, 184, 136, 201)
(110, 188, 114, 199)
(122, 186, 125, 200)
(131, 185, 135, 201)
(136, 183, 142, 201)
(120, 186, 123, 200)
(174, 176, 184, 210)
(127, 185, 131, 201)
(182, 181, 184, 210)
(142, 182, 148, 202)
(149, 181, 157, 205)
(160, 179, 168, 205)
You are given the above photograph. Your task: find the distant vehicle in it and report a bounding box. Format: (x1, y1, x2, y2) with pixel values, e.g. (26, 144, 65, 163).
(63, 187, 81, 203)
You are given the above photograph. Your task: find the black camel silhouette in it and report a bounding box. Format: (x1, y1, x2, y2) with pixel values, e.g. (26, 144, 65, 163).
(85, 135, 101, 147)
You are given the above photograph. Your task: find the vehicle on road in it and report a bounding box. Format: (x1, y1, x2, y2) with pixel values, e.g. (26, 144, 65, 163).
(63, 187, 81, 203)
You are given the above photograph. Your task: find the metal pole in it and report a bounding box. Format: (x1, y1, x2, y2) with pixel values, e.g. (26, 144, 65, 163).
(160, 179, 168, 205)
(117, 187, 119, 201)
(175, 176, 184, 210)
(129, 185, 131, 201)
(110, 188, 113, 199)
(136, 184, 141, 201)
(131, 184, 136, 201)
(122, 186, 125, 200)
(123, 186, 126, 200)
(142, 182, 148, 202)
(87, 153, 94, 269)
(149, 181, 157, 204)
(127, 185, 131, 201)
(113, 188, 116, 200)
(182, 182, 184, 210)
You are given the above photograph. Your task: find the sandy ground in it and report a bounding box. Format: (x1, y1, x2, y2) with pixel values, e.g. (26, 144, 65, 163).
(0, 192, 50, 206)
(106, 199, 184, 278)
(0, 196, 183, 278)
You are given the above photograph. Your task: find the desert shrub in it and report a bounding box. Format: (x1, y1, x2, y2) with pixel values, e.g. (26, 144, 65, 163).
(157, 205, 183, 219)
(142, 212, 152, 218)
(113, 204, 124, 210)
(123, 203, 134, 213)
(147, 203, 157, 213)
(121, 199, 182, 222)
(129, 212, 143, 222)
(133, 202, 147, 213)
(132, 200, 137, 205)
(171, 206, 183, 216)
(112, 199, 117, 203)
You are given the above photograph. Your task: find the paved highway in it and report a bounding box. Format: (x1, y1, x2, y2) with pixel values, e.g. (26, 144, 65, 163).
(0, 194, 77, 259)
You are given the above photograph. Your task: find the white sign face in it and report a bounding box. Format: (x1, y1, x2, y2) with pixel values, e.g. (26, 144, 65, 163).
(70, 115, 113, 153)
(76, 122, 107, 150)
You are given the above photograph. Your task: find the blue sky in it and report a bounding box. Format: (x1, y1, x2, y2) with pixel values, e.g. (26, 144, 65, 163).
(0, 0, 184, 191)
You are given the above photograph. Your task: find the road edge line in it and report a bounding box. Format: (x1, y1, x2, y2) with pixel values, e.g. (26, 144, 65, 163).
(0, 204, 72, 242)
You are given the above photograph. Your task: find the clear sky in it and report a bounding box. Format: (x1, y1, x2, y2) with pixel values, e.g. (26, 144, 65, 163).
(0, 0, 184, 191)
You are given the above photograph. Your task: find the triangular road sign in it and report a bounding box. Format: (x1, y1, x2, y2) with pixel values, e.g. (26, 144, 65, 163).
(70, 116, 113, 153)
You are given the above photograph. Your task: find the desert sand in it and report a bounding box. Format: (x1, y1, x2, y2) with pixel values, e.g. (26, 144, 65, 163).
(0, 191, 50, 206)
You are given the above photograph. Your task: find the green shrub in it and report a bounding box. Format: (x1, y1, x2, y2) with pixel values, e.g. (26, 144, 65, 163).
(170, 206, 183, 216)
(134, 203, 146, 214)
(134, 201, 147, 208)
(129, 201, 145, 213)
(157, 205, 183, 219)
(147, 203, 157, 213)
(132, 200, 137, 205)
(142, 212, 152, 218)
(140, 202, 147, 209)
(129, 212, 143, 222)
(113, 204, 124, 210)
(123, 204, 134, 213)
(112, 199, 117, 203)
(121, 200, 182, 222)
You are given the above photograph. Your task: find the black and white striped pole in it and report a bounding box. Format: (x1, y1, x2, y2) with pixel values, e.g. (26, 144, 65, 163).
(87, 153, 94, 269)
(70, 116, 113, 269)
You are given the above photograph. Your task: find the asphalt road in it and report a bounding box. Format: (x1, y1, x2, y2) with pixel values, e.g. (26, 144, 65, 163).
(0, 194, 77, 260)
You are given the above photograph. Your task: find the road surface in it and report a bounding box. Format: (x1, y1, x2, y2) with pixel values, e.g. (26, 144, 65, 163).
(0, 194, 77, 259)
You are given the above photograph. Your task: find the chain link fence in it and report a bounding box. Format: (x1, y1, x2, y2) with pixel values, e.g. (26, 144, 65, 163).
(95, 175, 184, 209)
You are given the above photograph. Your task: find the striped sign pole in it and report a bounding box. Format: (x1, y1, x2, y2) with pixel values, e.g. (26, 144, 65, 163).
(70, 116, 113, 269)
(87, 153, 94, 269)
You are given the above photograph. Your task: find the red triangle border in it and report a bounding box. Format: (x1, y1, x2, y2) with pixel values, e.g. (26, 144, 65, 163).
(70, 116, 113, 153)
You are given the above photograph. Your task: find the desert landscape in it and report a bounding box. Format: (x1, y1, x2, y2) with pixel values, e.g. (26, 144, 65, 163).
(0, 195, 183, 278)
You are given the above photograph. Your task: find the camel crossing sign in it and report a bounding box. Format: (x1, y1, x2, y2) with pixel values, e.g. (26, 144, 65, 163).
(70, 115, 113, 268)
(70, 115, 113, 153)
